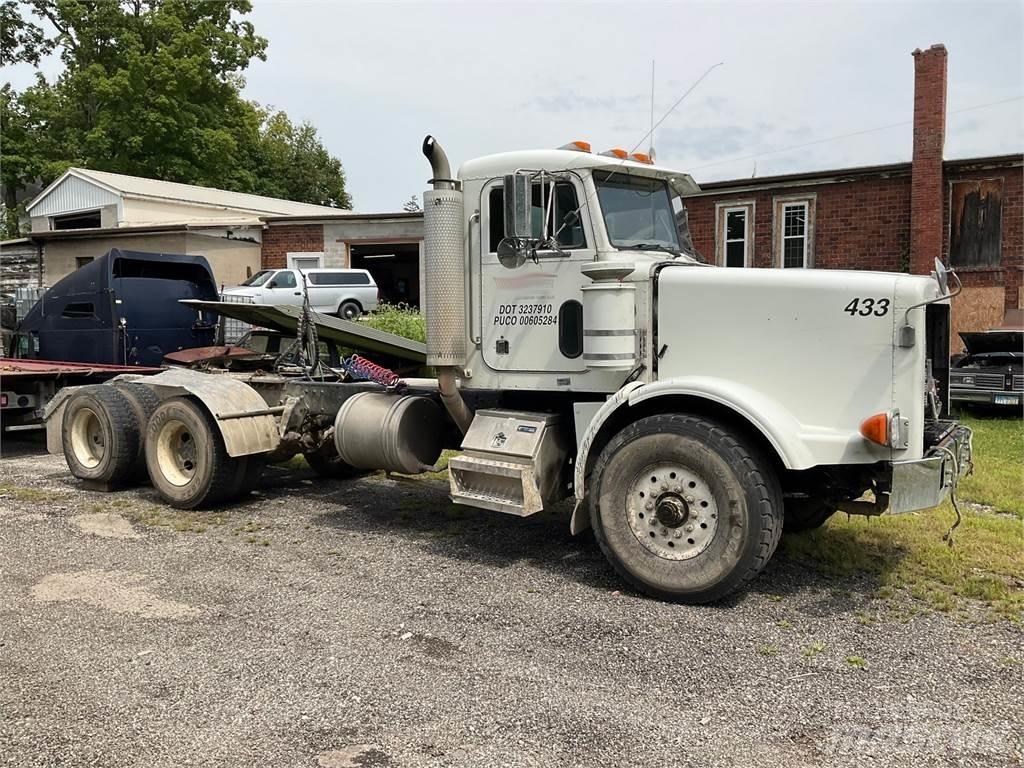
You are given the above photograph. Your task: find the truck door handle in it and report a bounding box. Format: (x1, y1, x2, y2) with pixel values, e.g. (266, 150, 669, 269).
(294, 292, 301, 295)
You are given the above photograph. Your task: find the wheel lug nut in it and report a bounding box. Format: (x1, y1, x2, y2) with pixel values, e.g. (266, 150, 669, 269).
(685, 495, 694, 503)
(686, 525, 693, 533)
(645, 502, 653, 511)
(674, 531, 682, 539)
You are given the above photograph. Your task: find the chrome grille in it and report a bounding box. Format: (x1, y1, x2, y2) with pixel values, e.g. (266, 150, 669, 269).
(1013, 375, 1024, 392)
(951, 372, 1005, 389)
(974, 373, 1006, 389)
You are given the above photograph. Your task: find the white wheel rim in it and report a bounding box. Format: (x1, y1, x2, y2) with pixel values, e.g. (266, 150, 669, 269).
(70, 407, 105, 469)
(155, 418, 197, 487)
(627, 463, 720, 561)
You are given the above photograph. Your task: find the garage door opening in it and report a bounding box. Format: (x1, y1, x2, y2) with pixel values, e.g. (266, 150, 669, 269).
(349, 243, 421, 308)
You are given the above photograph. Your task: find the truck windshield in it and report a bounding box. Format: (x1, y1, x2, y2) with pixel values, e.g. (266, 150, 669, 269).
(240, 270, 274, 287)
(594, 171, 681, 253)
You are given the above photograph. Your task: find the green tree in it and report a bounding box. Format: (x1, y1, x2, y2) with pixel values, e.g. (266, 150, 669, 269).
(251, 109, 352, 209)
(1, 0, 351, 237)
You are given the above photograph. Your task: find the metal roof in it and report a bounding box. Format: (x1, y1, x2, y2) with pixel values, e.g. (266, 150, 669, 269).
(688, 153, 1024, 196)
(27, 168, 352, 218)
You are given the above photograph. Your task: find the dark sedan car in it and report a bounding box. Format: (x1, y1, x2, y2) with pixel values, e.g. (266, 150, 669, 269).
(950, 330, 1023, 410)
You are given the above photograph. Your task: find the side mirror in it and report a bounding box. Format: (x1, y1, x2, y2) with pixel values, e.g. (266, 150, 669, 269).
(503, 174, 531, 239)
(497, 238, 528, 269)
(267, 280, 278, 289)
(933, 257, 949, 296)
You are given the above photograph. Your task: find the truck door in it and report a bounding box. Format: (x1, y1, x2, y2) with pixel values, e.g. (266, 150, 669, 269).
(263, 270, 304, 306)
(479, 175, 594, 373)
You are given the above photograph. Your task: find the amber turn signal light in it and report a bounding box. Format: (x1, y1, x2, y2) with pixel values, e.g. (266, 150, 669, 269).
(859, 412, 891, 447)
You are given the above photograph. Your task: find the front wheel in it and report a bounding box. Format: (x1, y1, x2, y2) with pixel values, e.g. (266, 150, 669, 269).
(589, 413, 783, 603)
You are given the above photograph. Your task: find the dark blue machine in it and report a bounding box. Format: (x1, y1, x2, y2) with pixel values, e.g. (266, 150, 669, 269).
(15, 249, 219, 366)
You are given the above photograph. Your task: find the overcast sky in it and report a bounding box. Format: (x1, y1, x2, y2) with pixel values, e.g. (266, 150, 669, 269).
(7, 1, 1023, 212)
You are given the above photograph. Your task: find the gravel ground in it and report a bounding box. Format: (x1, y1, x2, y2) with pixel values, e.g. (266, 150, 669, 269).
(1, 432, 1021, 768)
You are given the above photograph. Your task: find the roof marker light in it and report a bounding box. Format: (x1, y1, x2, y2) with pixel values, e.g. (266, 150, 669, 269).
(600, 148, 629, 159)
(629, 152, 654, 165)
(560, 141, 592, 153)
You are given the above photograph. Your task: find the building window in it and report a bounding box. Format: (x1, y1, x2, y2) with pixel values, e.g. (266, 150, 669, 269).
(949, 179, 1002, 268)
(75, 256, 93, 269)
(287, 252, 324, 271)
(52, 210, 101, 230)
(782, 203, 808, 268)
(724, 208, 747, 267)
(714, 201, 754, 267)
(773, 196, 815, 268)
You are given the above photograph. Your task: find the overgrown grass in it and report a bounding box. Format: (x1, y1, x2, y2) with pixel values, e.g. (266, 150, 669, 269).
(780, 416, 1024, 621)
(957, 413, 1024, 518)
(362, 303, 426, 343)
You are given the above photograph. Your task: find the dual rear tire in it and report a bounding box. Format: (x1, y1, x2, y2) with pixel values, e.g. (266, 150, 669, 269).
(144, 397, 262, 509)
(61, 386, 262, 508)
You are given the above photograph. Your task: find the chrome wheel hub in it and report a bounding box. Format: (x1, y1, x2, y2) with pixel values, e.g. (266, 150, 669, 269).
(627, 463, 719, 560)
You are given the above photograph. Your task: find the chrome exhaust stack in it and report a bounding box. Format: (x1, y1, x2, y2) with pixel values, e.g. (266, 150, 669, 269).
(422, 135, 472, 433)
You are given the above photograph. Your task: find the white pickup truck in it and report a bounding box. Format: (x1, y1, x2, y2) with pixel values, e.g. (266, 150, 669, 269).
(222, 268, 379, 319)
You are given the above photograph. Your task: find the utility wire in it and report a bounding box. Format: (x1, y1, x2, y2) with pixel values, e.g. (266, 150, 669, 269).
(689, 95, 1024, 172)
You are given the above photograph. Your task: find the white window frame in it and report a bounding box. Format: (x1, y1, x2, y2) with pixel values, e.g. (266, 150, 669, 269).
(780, 202, 809, 268)
(714, 200, 755, 267)
(772, 195, 815, 269)
(286, 251, 324, 270)
(721, 206, 750, 268)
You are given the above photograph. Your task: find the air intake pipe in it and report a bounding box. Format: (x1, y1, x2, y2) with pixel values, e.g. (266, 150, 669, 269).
(422, 135, 473, 434)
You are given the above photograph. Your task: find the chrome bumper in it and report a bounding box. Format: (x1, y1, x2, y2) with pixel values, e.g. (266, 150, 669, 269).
(887, 424, 973, 514)
(950, 388, 1021, 405)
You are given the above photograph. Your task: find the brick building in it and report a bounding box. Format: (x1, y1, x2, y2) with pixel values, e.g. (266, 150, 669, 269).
(682, 44, 1022, 350)
(260, 213, 424, 306)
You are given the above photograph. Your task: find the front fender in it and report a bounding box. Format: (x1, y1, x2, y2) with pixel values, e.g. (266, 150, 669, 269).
(572, 376, 862, 508)
(628, 378, 820, 469)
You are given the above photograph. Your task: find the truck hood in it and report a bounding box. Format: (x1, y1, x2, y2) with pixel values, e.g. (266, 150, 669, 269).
(958, 330, 1023, 356)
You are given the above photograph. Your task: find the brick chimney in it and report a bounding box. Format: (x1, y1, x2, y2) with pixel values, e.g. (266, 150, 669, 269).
(909, 44, 948, 274)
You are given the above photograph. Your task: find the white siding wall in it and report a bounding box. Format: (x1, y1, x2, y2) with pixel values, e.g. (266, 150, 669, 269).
(29, 175, 120, 222)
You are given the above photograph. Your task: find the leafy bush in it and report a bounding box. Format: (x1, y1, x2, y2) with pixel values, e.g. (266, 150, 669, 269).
(363, 303, 426, 343)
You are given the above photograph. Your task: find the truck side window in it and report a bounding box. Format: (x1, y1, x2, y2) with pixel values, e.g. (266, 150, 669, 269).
(488, 181, 586, 252)
(61, 302, 96, 319)
(275, 271, 297, 289)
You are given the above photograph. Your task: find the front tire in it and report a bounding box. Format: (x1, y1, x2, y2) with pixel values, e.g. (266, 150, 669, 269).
(144, 397, 241, 509)
(589, 414, 782, 603)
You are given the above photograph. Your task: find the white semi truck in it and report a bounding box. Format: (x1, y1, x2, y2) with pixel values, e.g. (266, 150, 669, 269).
(46, 136, 972, 603)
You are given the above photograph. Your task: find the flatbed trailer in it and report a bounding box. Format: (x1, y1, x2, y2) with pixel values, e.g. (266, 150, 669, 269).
(1, 358, 161, 433)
